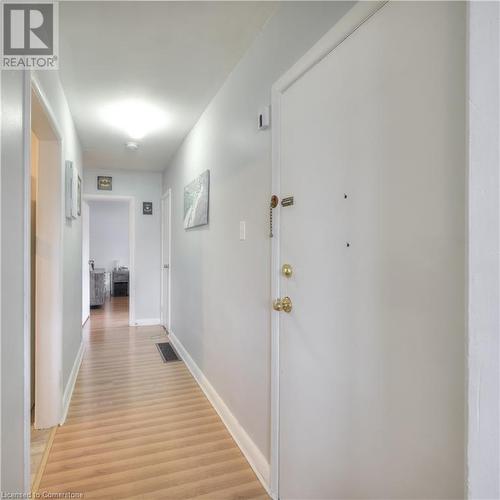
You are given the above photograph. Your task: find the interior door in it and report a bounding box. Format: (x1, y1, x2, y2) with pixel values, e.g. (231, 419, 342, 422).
(161, 192, 171, 331)
(277, 2, 465, 499)
(82, 200, 90, 324)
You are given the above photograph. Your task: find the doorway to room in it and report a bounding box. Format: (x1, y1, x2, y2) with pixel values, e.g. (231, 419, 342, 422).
(30, 86, 64, 490)
(82, 195, 135, 329)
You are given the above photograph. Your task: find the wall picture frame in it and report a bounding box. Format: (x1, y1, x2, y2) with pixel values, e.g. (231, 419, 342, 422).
(65, 161, 81, 219)
(143, 202, 153, 215)
(97, 175, 112, 191)
(184, 170, 210, 229)
(65, 160, 74, 219)
(71, 169, 79, 218)
(77, 176, 82, 216)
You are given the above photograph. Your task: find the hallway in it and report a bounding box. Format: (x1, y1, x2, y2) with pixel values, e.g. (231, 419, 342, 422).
(89, 295, 130, 331)
(0, 1, 497, 497)
(37, 316, 268, 498)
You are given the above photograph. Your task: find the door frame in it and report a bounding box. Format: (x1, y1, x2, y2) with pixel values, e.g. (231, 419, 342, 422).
(269, 3, 386, 497)
(81, 200, 90, 326)
(23, 75, 65, 488)
(83, 194, 136, 326)
(160, 189, 172, 332)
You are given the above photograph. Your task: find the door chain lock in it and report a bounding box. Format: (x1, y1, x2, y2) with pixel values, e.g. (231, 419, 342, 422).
(269, 195, 279, 238)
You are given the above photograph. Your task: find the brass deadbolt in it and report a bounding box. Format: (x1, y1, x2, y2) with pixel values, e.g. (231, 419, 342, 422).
(282, 264, 293, 278)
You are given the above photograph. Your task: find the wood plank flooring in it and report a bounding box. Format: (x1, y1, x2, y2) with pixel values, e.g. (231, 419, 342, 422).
(89, 295, 130, 330)
(38, 297, 268, 499)
(31, 425, 53, 487)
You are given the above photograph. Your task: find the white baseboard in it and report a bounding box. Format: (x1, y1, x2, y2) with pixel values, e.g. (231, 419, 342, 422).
(60, 340, 85, 425)
(169, 331, 271, 495)
(133, 318, 161, 326)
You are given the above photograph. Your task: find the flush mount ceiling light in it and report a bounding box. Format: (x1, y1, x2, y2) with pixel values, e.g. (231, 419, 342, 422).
(100, 99, 168, 140)
(125, 141, 139, 151)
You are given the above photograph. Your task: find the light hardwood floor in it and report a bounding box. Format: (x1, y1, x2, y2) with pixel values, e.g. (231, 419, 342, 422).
(31, 426, 54, 488)
(37, 297, 268, 499)
(89, 294, 130, 330)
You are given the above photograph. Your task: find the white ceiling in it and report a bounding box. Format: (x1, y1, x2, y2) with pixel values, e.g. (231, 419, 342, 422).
(59, 1, 277, 171)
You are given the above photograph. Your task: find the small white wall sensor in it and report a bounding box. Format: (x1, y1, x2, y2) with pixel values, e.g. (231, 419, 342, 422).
(258, 106, 270, 130)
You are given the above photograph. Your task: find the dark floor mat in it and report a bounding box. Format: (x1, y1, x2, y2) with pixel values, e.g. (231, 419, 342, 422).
(156, 342, 180, 363)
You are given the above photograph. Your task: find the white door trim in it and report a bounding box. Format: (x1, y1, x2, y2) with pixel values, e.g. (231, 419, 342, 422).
(160, 189, 172, 332)
(26, 74, 65, 489)
(22, 71, 31, 494)
(83, 194, 136, 326)
(269, 3, 386, 497)
(81, 200, 90, 326)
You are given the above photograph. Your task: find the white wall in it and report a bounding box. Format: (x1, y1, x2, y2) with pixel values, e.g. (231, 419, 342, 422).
(89, 200, 129, 272)
(468, 2, 500, 498)
(1, 70, 28, 493)
(32, 71, 83, 396)
(162, 1, 353, 472)
(83, 169, 162, 323)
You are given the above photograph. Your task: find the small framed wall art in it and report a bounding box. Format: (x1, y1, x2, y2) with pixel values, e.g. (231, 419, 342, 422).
(71, 169, 79, 218)
(97, 175, 112, 191)
(65, 161, 81, 219)
(143, 202, 153, 215)
(65, 160, 74, 219)
(77, 176, 82, 216)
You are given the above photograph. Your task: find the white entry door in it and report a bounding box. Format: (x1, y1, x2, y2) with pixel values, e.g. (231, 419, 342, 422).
(275, 2, 466, 499)
(161, 191, 171, 331)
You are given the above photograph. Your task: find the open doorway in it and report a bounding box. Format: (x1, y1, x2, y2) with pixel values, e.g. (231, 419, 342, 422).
(30, 86, 64, 489)
(84, 196, 135, 329)
(81, 199, 90, 326)
(160, 189, 171, 333)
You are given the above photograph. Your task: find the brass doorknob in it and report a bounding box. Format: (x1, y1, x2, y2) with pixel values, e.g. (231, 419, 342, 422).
(273, 296, 293, 313)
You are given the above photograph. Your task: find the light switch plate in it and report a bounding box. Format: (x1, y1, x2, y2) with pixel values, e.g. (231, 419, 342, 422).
(239, 221, 246, 240)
